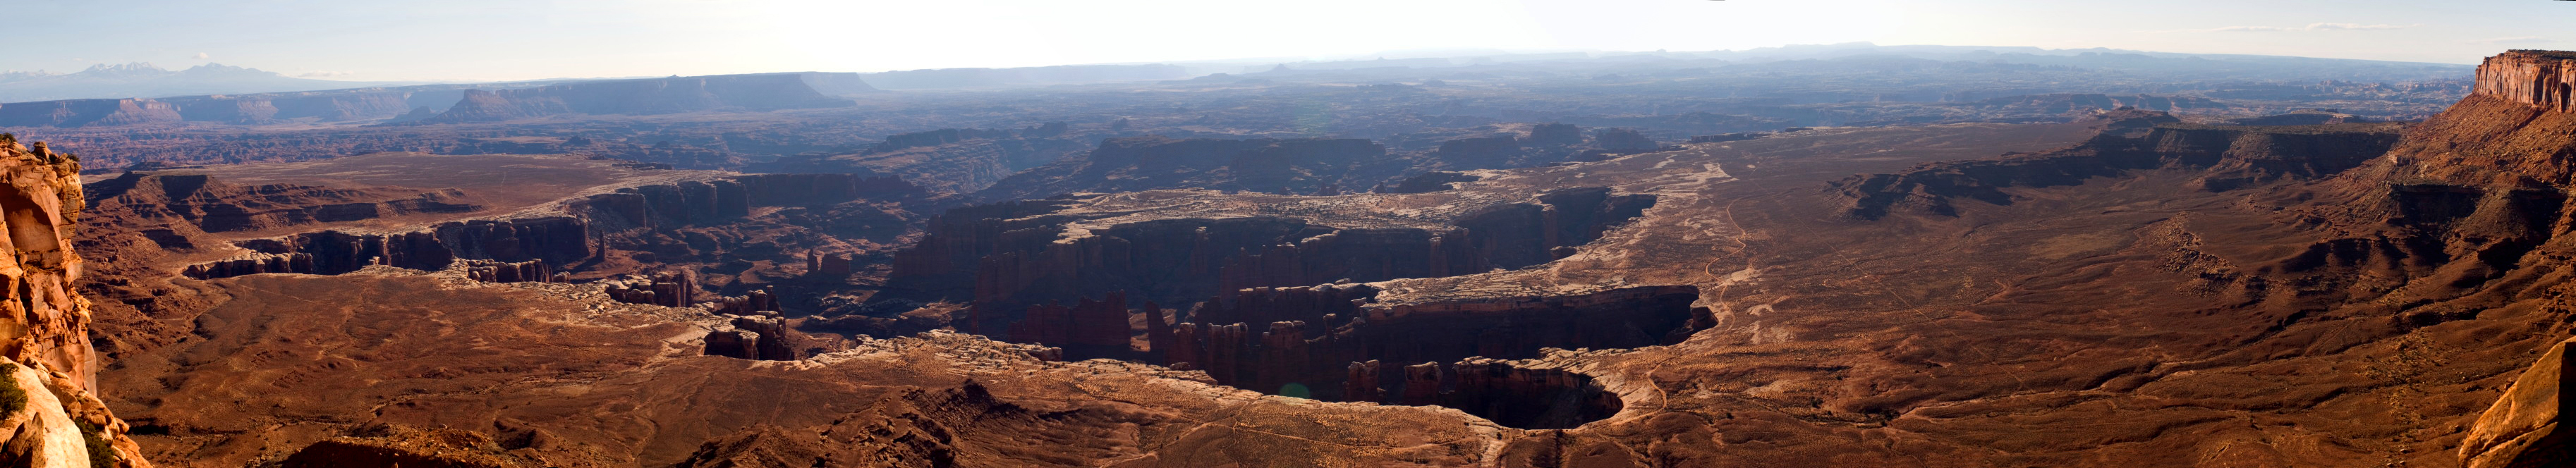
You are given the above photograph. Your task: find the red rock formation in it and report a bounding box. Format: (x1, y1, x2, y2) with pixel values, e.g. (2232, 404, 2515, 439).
(707, 289, 781, 316)
(461, 259, 559, 283)
(2459, 337, 2575, 468)
(604, 272, 697, 307)
(2380, 51, 2576, 187)
(183, 217, 590, 280)
(0, 135, 153, 466)
(2474, 50, 2576, 113)
(1344, 360, 1385, 403)
(803, 250, 852, 277)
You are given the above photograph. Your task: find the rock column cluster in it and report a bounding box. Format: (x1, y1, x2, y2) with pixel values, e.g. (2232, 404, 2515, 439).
(602, 272, 696, 307)
(461, 259, 563, 283)
(804, 250, 853, 277)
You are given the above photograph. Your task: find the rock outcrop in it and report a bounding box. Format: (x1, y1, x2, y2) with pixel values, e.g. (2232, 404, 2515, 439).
(0, 135, 152, 467)
(461, 259, 562, 283)
(2460, 337, 2576, 468)
(183, 217, 588, 279)
(2474, 50, 2576, 113)
(603, 272, 697, 307)
(2379, 50, 2576, 187)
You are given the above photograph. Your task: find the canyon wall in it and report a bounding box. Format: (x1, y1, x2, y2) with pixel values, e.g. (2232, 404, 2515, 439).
(2383, 51, 2576, 187)
(885, 189, 1654, 326)
(1834, 110, 2404, 218)
(87, 173, 480, 234)
(1152, 284, 1704, 427)
(183, 173, 918, 280)
(2474, 50, 2576, 113)
(0, 136, 153, 467)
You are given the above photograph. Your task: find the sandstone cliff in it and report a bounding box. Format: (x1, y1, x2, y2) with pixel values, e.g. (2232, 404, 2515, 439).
(2378, 50, 2576, 187)
(0, 135, 152, 467)
(2460, 337, 2575, 468)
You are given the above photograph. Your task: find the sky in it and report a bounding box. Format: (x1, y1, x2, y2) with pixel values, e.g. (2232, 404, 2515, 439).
(1, 0, 2568, 82)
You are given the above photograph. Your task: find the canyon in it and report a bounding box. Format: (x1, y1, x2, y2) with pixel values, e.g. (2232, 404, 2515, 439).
(4, 44, 2574, 468)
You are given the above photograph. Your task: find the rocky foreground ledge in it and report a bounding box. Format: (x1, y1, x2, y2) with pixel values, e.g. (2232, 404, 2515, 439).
(0, 135, 151, 467)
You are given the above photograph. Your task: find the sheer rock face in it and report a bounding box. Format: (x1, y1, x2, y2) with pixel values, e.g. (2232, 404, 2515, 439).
(2451, 50, 2576, 468)
(2461, 337, 2576, 468)
(2476, 50, 2576, 113)
(2378, 51, 2576, 187)
(0, 137, 152, 467)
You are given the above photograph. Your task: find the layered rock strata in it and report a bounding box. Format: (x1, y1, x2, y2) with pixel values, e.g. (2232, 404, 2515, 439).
(2474, 50, 2576, 113)
(0, 136, 152, 467)
(1834, 109, 2405, 218)
(180, 173, 918, 280)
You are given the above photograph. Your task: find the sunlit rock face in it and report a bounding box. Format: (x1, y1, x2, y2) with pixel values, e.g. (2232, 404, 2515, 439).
(0, 135, 154, 467)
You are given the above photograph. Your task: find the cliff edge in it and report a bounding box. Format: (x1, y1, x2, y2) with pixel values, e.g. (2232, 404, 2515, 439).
(0, 135, 152, 467)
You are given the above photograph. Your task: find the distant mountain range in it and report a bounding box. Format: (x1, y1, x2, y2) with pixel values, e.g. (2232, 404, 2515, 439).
(0, 63, 415, 102)
(0, 44, 2480, 105)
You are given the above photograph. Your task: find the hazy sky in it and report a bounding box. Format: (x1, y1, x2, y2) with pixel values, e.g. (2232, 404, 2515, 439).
(3, 0, 2568, 82)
